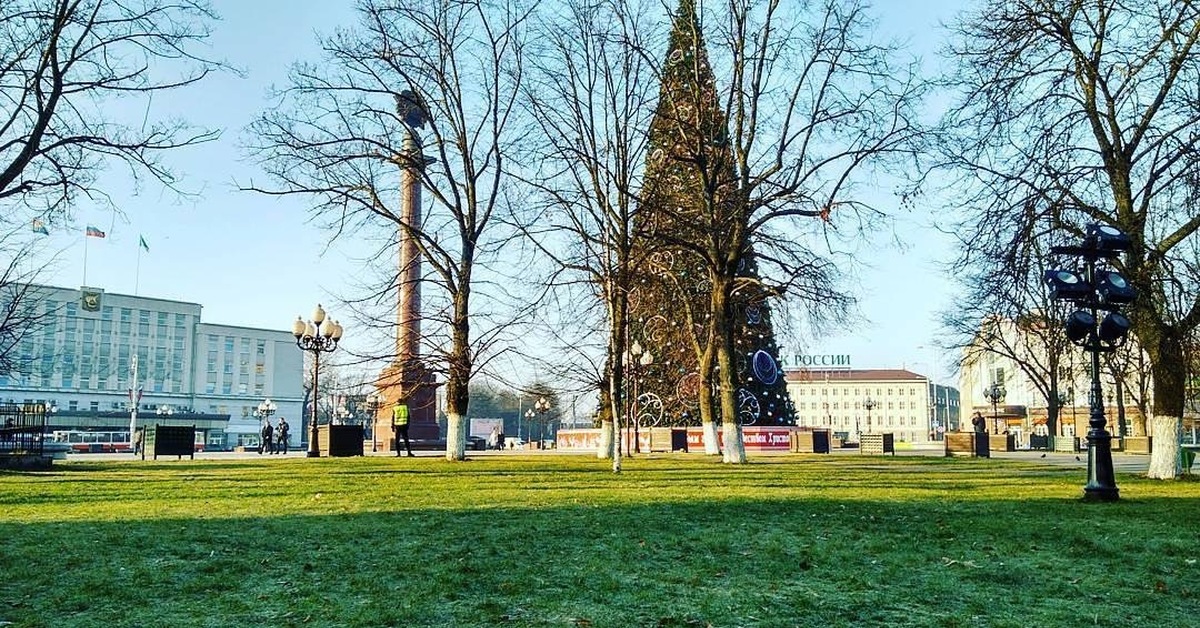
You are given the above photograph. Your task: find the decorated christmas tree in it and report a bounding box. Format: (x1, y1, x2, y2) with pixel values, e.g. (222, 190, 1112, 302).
(626, 0, 795, 428)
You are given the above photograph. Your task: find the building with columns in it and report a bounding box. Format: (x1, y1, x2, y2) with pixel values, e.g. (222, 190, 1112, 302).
(784, 369, 960, 444)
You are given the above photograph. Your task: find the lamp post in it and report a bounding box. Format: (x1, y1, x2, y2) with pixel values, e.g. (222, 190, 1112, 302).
(255, 398, 276, 453)
(292, 304, 344, 458)
(1044, 223, 1137, 501)
(983, 382, 1006, 435)
(366, 392, 382, 452)
(523, 408, 534, 449)
(533, 396, 550, 448)
(626, 341, 652, 454)
(863, 397, 878, 436)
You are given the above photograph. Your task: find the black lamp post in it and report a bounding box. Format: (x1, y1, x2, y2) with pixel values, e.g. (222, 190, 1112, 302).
(366, 392, 382, 453)
(626, 341, 652, 453)
(983, 382, 1006, 435)
(863, 398, 877, 436)
(292, 304, 344, 458)
(1044, 223, 1137, 501)
(533, 397, 550, 447)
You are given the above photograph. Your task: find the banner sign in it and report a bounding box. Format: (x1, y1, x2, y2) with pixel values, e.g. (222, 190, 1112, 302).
(779, 354, 851, 368)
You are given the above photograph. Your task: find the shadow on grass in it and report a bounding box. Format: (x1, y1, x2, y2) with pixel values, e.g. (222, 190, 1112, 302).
(2, 493, 1197, 627)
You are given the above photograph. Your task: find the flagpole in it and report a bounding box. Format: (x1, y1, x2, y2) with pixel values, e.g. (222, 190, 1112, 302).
(83, 230, 89, 286)
(134, 245, 142, 296)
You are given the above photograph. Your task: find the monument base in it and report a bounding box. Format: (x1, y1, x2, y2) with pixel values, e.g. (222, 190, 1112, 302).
(375, 361, 440, 443)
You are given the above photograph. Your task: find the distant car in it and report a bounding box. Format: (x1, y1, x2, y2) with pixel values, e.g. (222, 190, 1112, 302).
(466, 435, 487, 451)
(506, 438, 526, 449)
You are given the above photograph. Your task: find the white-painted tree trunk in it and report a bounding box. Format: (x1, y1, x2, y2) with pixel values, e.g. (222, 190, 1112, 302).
(597, 420, 614, 459)
(611, 422, 623, 473)
(722, 421, 746, 463)
(1146, 414, 1181, 479)
(444, 412, 467, 461)
(702, 419, 720, 455)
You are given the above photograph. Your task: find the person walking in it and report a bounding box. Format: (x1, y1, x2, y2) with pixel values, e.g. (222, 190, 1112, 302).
(260, 420, 275, 455)
(488, 424, 500, 451)
(393, 400, 414, 457)
(276, 418, 290, 454)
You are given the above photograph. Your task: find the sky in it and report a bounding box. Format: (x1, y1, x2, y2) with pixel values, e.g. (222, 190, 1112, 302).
(36, 0, 968, 387)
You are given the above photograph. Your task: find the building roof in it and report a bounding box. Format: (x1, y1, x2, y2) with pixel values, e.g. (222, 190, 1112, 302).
(784, 368, 927, 383)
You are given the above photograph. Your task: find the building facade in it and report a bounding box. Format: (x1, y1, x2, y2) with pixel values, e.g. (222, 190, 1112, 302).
(785, 369, 960, 444)
(959, 316, 1158, 447)
(0, 285, 304, 450)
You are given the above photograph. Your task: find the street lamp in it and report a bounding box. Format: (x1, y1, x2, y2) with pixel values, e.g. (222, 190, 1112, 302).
(625, 340, 653, 454)
(863, 397, 878, 436)
(523, 408, 534, 448)
(534, 396, 551, 447)
(1044, 223, 1136, 501)
(366, 392, 382, 452)
(156, 404, 174, 418)
(983, 382, 1006, 435)
(292, 304, 344, 458)
(255, 398, 276, 422)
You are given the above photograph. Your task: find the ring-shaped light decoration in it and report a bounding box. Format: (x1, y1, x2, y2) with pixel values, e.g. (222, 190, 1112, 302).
(752, 350, 779, 385)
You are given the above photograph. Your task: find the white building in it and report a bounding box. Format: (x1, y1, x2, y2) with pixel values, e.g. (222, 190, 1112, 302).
(959, 316, 1155, 444)
(0, 284, 304, 450)
(785, 369, 960, 443)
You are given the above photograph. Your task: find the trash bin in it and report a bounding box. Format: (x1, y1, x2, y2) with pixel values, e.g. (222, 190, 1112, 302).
(974, 433, 990, 458)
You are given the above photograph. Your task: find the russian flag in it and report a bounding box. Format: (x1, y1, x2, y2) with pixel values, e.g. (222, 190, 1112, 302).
(85, 225, 106, 238)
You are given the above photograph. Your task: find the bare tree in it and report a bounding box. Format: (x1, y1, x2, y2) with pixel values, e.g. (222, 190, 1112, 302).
(0, 232, 56, 376)
(0, 0, 223, 214)
(247, 0, 531, 461)
(941, 221, 1079, 437)
(520, 0, 660, 471)
(942, 0, 1200, 478)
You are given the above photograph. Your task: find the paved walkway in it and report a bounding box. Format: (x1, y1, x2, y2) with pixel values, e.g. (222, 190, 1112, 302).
(61, 445, 1153, 475)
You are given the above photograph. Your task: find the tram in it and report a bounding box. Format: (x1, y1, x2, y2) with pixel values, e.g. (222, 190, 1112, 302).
(50, 430, 132, 453)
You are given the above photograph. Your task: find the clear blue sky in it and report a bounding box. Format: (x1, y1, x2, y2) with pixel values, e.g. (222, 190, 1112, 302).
(39, 0, 968, 385)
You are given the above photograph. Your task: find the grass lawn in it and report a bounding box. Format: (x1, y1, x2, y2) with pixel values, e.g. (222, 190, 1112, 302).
(1, 454, 1197, 627)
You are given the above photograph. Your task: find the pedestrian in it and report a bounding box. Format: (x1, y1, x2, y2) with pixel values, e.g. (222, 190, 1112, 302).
(276, 418, 290, 454)
(971, 412, 986, 434)
(393, 400, 414, 457)
(132, 427, 144, 456)
(497, 426, 505, 451)
(488, 424, 499, 450)
(260, 420, 274, 454)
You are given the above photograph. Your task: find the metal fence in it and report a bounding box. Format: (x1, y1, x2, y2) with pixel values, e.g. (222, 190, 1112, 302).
(0, 403, 47, 457)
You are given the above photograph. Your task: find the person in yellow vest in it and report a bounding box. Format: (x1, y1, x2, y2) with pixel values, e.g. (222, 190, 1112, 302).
(393, 400, 414, 457)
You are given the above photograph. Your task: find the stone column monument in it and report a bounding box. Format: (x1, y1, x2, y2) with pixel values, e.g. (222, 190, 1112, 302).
(374, 90, 440, 447)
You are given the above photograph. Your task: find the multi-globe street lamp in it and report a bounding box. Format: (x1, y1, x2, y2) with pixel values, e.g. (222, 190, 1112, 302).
(366, 392, 382, 453)
(863, 397, 878, 436)
(292, 304, 344, 458)
(983, 382, 1006, 435)
(626, 340, 653, 454)
(1044, 223, 1137, 501)
(533, 397, 550, 447)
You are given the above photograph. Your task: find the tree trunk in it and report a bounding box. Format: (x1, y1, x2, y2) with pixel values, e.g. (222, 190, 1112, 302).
(444, 412, 467, 461)
(597, 419, 614, 460)
(443, 293, 471, 461)
(1147, 414, 1182, 479)
(697, 358, 720, 455)
(1147, 332, 1185, 479)
(713, 280, 746, 463)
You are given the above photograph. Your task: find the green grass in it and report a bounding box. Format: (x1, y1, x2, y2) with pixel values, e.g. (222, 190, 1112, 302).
(1, 455, 1197, 627)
